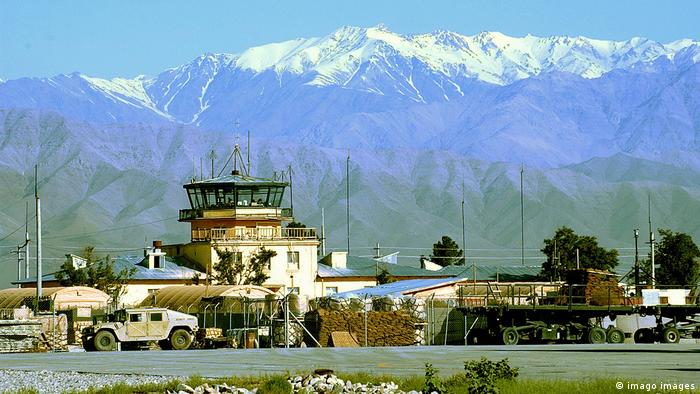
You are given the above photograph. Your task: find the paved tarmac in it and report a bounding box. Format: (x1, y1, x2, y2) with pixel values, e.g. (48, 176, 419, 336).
(1, 344, 699, 384)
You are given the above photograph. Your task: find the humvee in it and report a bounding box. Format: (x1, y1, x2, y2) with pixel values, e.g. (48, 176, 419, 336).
(82, 308, 198, 351)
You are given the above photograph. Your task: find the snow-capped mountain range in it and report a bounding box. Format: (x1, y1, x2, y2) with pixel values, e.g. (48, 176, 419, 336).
(2, 26, 700, 167)
(1, 26, 700, 286)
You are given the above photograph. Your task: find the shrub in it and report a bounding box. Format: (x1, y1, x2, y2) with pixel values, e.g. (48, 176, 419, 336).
(463, 357, 519, 394)
(258, 375, 292, 394)
(423, 363, 446, 394)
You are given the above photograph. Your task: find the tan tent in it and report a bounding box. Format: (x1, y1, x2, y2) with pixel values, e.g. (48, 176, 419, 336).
(0, 286, 109, 310)
(140, 285, 276, 312)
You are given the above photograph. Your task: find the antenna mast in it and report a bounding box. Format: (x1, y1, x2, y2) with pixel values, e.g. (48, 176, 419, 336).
(247, 130, 251, 176)
(288, 165, 293, 215)
(208, 150, 217, 179)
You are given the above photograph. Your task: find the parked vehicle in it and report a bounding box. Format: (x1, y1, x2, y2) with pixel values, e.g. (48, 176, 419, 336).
(82, 308, 198, 351)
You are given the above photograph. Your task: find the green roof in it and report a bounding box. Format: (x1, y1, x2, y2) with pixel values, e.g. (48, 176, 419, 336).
(437, 265, 542, 281)
(318, 255, 453, 279)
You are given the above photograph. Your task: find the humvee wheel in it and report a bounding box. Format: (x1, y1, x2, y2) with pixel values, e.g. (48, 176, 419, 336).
(662, 327, 680, 344)
(587, 327, 606, 344)
(606, 328, 625, 344)
(82, 337, 96, 351)
(501, 327, 519, 345)
(94, 330, 117, 351)
(170, 329, 192, 350)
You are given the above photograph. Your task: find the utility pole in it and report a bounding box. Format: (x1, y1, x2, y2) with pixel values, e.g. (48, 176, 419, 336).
(634, 229, 640, 296)
(24, 201, 30, 279)
(553, 239, 558, 282)
(35, 165, 43, 306)
(346, 152, 350, 255)
(576, 248, 580, 270)
(373, 242, 380, 259)
(461, 180, 466, 266)
(320, 208, 326, 256)
(648, 194, 655, 289)
(13, 246, 23, 287)
(520, 165, 525, 266)
(247, 130, 251, 176)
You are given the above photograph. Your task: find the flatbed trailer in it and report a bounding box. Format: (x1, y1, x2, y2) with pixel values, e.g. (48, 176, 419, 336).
(457, 283, 700, 345)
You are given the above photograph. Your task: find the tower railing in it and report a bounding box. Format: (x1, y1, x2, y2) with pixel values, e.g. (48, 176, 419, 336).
(192, 227, 317, 242)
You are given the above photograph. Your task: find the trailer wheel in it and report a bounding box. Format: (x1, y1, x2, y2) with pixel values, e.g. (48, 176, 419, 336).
(501, 327, 519, 345)
(662, 327, 680, 344)
(170, 329, 193, 350)
(633, 328, 654, 343)
(94, 330, 117, 351)
(606, 328, 625, 344)
(158, 339, 172, 350)
(587, 327, 606, 344)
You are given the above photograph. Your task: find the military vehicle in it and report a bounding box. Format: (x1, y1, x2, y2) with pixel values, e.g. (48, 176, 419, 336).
(82, 308, 198, 351)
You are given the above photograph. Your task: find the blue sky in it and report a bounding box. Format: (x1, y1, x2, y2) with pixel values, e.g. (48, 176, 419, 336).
(1, 0, 699, 80)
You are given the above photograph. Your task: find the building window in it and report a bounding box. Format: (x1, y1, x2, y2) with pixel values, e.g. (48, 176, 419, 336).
(289, 287, 300, 294)
(326, 287, 338, 295)
(287, 251, 300, 270)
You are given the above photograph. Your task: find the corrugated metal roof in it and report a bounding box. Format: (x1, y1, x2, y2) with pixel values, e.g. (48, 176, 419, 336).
(185, 173, 287, 187)
(139, 285, 276, 311)
(317, 256, 453, 279)
(0, 286, 109, 309)
(436, 265, 542, 281)
(12, 255, 204, 284)
(332, 277, 469, 298)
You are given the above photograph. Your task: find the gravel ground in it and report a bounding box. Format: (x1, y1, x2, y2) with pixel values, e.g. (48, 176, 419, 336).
(0, 369, 181, 393)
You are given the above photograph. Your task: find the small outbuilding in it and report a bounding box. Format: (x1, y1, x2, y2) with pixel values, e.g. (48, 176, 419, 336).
(0, 286, 109, 310)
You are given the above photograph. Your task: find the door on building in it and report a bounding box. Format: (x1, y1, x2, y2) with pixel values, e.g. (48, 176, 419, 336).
(126, 312, 148, 338)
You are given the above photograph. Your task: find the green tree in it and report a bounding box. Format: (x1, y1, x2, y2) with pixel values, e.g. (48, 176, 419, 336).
(55, 246, 136, 307)
(541, 227, 619, 280)
(286, 221, 306, 228)
(655, 229, 700, 287)
(430, 236, 464, 267)
(376, 266, 395, 285)
(214, 247, 275, 285)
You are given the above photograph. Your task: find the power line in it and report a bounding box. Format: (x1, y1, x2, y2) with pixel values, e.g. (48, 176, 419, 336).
(0, 214, 37, 243)
(42, 216, 178, 240)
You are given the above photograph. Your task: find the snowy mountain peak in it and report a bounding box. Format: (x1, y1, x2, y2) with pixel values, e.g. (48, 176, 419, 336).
(215, 26, 700, 86)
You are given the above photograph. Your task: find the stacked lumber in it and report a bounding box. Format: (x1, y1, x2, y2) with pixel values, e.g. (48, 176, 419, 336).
(0, 320, 43, 353)
(305, 309, 420, 347)
(565, 269, 625, 306)
(202, 327, 223, 338)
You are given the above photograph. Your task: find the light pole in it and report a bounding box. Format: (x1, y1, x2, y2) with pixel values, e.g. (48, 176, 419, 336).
(634, 229, 640, 296)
